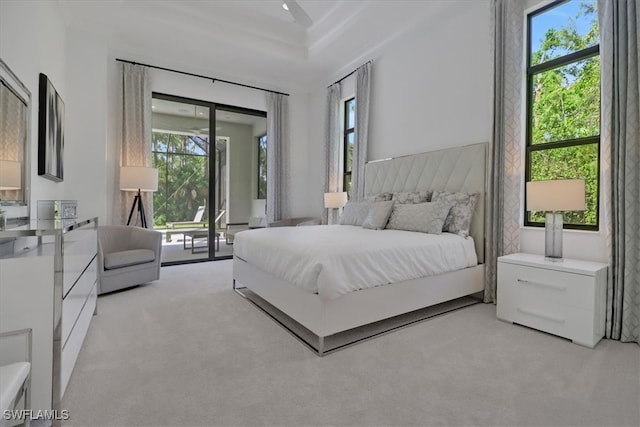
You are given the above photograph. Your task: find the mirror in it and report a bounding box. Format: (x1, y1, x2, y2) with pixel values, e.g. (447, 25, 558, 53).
(0, 59, 30, 229)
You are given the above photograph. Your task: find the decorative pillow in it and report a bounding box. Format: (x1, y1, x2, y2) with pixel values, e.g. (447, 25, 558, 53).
(339, 201, 371, 226)
(364, 192, 393, 202)
(431, 191, 479, 237)
(386, 202, 451, 234)
(362, 201, 395, 230)
(392, 190, 432, 204)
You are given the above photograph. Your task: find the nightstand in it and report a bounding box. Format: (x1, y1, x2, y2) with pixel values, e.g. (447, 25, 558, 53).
(497, 253, 608, 348)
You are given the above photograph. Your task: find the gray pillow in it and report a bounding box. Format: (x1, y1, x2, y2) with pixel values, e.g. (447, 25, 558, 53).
(392, 190, 432, 204)
(386, 202, 452, 234)
(431, 191, 479, 237)
(364, 192, 393, 202)
(339, 201, 371, 226)
(362, 201, 395, 230)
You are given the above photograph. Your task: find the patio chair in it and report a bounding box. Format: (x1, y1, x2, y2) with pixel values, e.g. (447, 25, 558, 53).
(165, 206, 207, 243)
(166, 205, 206, 229)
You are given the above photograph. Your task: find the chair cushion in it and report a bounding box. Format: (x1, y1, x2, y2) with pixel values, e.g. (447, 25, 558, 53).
(104, 249, 155, 270)
(0, 362, 30, 412)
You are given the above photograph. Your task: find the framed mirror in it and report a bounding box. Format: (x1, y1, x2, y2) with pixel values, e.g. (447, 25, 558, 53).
(0, 59, 31, 229)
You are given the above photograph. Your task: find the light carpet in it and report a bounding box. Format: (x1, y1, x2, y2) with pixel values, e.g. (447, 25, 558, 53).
(61, 260, 640, 427)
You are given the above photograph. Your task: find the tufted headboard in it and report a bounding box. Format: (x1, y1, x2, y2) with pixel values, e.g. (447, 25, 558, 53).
(364, 142, 487, 263)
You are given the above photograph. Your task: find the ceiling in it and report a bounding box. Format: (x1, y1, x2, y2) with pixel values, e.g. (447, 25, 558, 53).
(57, 0, 459, 92)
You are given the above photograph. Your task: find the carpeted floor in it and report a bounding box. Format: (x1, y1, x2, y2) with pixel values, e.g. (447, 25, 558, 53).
(61, 260, 640, 427)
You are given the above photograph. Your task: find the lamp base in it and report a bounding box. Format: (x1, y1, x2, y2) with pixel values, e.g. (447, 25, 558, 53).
(545, 211, 563, 261)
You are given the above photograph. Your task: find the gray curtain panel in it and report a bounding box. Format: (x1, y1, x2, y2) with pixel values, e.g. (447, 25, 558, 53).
(119, 63, 153, 226)
(324, 83, 342, 225)
(485, 0, 525, 303)
(266, 92, 290, 223)
(599, 0, 640, 344)
(352, 62, 371, 201)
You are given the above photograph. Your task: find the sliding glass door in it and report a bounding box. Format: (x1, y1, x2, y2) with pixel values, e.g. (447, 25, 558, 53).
(151, 93, 266, 264)
(213, 106, 267, 259)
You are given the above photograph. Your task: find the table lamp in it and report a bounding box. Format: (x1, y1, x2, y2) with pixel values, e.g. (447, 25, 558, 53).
(0, 160, 21, 190)
(324, 192, 347, 225)
(120, 166, 158, 228)
(526, 179, 585, 261)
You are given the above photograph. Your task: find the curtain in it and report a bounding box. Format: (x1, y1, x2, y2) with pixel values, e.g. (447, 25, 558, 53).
(485, 0, 525, 303)
(266, 92, 289, 223)
(351, 62, 372, 201)
(599, 0, 640, 344)
(118, 63, 152, 226)
(323, 83, 342, 225)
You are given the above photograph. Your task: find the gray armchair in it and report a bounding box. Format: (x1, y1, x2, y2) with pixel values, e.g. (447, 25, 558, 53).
(97, 225, 162, 295)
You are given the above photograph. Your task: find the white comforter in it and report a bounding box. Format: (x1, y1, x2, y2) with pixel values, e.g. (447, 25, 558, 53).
(233, 225, 477, 300)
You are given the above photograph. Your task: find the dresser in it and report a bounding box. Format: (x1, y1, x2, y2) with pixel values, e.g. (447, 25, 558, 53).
(0, 218, 98, 424)
(497, 253, 608, 348)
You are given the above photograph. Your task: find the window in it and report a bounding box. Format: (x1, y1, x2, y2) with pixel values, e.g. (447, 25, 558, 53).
(343, 97, 355, 196)
(525, 0, 600, 229)
(257, 134, 267, 199)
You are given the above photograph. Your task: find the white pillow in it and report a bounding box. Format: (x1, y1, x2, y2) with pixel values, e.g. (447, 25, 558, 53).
(362, 201, 395, 230)
(386, 202, 452, 234)
(339, 201, 371, 226)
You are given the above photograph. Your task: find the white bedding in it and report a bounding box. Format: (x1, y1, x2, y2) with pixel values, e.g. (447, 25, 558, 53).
(233, 225, 477, 300)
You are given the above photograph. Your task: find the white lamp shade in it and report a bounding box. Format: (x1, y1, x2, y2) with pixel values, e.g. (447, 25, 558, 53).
(527, 179, 585, 211)
(324, 192, 348, 209)
(120, 166, 158, 192)
(0, 160, 21, 190)
(251, 199, 266, 217)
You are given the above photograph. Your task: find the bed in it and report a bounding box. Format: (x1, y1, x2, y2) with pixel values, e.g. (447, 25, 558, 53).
(233, 142, 487, 355)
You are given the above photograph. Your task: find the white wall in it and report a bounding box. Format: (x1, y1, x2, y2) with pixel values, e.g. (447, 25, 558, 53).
(0, 0, 67, 213)
(64, 29, 108, 223)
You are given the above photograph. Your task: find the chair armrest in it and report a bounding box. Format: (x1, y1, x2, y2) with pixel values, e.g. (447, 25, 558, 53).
(130, 227, 162, 252)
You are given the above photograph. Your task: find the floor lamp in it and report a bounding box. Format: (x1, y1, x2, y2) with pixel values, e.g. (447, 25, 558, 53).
(120, 166, 158, 228)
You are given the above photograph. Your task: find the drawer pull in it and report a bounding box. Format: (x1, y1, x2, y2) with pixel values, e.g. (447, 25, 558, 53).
(517, 278, 567, 292)
(517, 307, 566, 324)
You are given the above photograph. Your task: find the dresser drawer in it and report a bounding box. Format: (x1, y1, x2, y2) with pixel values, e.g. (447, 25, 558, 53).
(63, 225, 97, 296)
(498, 262, 595, 310)
(62, 257, 97, 347)
(61, 281, 97, 397)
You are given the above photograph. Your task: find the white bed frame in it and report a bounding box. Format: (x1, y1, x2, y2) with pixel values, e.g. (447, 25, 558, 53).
(233, 142, 487, 355)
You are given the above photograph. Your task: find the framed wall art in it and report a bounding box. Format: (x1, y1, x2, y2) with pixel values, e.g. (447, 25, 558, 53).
(38, 73, 64, 181)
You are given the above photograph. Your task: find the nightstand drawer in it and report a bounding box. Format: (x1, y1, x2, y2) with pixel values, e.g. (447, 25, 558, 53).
(498, 262, 595, 310)
(501, 298, 599, 347)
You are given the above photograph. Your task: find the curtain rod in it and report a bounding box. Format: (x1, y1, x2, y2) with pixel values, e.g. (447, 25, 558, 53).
(115, 58, 290, 97)
(327, 60, 373, 88)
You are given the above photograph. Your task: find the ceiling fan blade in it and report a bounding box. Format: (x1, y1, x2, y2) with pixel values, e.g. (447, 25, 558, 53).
(285, 0, 312, 28)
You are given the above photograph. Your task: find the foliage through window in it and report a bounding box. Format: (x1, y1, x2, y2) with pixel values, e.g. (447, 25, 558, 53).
(257, 134, 267, 199)
(526, 0, 600, 229)
(152, 132, 209, 227)
(343, 97, 355, 197)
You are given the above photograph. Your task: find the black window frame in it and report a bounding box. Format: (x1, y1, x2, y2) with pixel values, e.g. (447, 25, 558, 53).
(524, 0, 600, 231)
(343, 97, 355, 195)
(257, 134, 267, 200)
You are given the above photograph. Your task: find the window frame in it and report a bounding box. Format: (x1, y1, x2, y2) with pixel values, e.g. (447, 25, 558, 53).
(524, 0, 600, 231)
(257, 134, 267, 200)
(343, 97, 355, 195)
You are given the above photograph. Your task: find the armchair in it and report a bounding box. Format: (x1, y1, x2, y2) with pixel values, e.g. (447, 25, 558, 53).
(98, 225, 162, 295)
